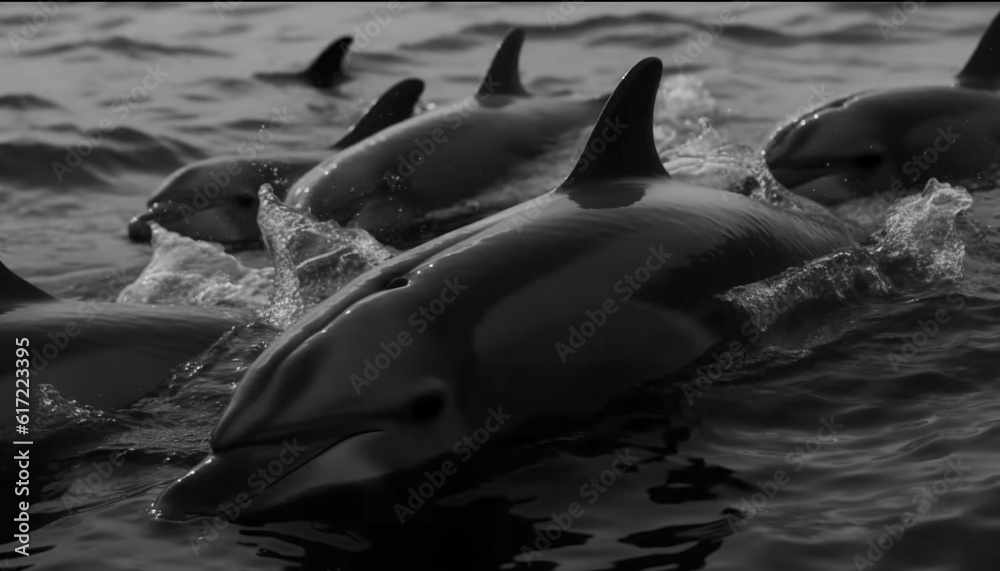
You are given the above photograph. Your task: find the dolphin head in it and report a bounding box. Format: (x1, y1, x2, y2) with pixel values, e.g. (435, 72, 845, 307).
(128, 155, 318, 246)
(152, 271, 475, 519)
(764, 87, 996, 205)
(763, 92, 903, 205)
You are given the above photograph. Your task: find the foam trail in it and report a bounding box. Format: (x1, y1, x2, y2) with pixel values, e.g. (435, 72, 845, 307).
(723, 179, 973, 333)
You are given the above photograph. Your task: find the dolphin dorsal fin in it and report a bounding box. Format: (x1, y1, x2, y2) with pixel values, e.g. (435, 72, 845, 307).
(0, 260, 54, 302)
(302, 36, 352, 88)
(331, 79, 425, 150)
(957, 12, 1000, 89)
(560, 58, 669, 189)
(477, 28, 529, 97)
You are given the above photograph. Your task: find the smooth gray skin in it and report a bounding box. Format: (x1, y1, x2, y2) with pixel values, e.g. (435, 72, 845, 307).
(285, 94, 606, 245)
(764, 10, 1000, 205)
(764, 87, 1000, 205)
(284, 29, 607, 248)
(153, 58, 854, 520)
(1, 263, 240, 426)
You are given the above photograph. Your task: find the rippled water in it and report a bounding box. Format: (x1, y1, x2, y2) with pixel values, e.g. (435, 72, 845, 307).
(1, 2, 999, 571)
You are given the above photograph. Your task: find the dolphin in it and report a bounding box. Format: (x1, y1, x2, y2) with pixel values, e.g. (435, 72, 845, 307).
(254, 36, 354, 89)
(152, 57, 854, 520)
(763, 11, 1000, 205)
(127, 78, 425, 246)
(283, 27, 609, 248)
(0, 259, 241, 424)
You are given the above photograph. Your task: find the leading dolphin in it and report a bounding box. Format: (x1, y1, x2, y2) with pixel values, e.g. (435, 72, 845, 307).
(283, 28, 609, 248)
(127, 78, 425, 246)
(0, 259, 240, 425)
(763, 10, 1000, 205)
(152, 57, 854, 520)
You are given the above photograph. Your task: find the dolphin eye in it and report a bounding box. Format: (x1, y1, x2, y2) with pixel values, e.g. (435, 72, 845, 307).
(856, 153, 883, 168)
(236, 195, 256, 207)
(385, 277, 409, 290)
(408, 391, 445, 422)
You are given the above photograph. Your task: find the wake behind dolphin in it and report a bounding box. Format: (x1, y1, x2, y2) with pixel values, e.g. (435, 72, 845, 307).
(152, 57, 854, 520)
(764, 10, 1000, 205)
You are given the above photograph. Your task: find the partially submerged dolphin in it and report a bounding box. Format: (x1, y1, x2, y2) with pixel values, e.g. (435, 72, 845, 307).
(284, 28, 609, 248)
(254, 36, 353, 88)
(764, 11, 1000, 205)
(127, 78, 425, 246)
(153, 57, 853, 519)
(0, 260, 240, 423)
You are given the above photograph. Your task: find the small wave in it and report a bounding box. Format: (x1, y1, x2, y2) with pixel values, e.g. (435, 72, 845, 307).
(0, 128, 194, 189)
(0, 93, 61, 110)
(24, 37, 227, 59)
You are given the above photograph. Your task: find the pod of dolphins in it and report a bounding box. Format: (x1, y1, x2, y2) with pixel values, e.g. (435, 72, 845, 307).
(3, 14, 1000, 521)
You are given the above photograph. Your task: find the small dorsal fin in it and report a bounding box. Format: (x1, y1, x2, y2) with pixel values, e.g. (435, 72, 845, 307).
(302, 36, 353, 88)
(331, 79, 425, 150)
(0, 260, 55, 302)
(560, 58, 669, 189)
(956, 11, 1000, 89)
(477, 28, 529, 97)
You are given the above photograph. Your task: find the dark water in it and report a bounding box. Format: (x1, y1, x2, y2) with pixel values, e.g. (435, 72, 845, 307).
(1, 2, 999, 570)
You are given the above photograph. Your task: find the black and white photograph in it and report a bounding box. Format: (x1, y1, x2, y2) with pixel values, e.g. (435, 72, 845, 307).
(1, 2, 998, 570)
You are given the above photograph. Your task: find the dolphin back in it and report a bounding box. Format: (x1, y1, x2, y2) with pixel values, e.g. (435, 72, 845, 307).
(1, 302, 239, 415)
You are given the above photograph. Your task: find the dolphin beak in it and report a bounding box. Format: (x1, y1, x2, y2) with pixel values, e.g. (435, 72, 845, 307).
(127, 199, 261, 245)
(152, 429, 388, 521)
(128, 215, 153, 242)
(127, 201, 188, 243)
